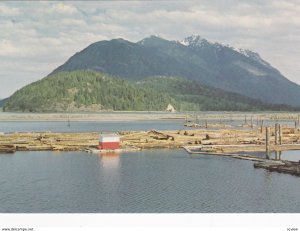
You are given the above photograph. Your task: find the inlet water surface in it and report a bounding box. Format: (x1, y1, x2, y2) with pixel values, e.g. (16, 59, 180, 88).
(0, 149, 300, 213)
(0, 120, 188, 133)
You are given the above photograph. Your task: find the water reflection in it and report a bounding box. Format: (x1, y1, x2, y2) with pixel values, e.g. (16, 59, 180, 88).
(97, 151, 121, 173)
(265, 150, 282, 160)
(244, 150, 300, 162)
(264, 169, 272, 183)
(266, 151, 270, 159)
(275, 150, 282, 160)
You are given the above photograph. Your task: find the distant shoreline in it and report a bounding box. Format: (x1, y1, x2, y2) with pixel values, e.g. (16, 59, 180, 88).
(1, 111, 300, 122)
(0, 112, 185, 122)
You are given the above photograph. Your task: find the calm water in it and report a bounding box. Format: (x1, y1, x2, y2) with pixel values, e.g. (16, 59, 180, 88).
(0, 149, 300, 213)
(0, 119, 295, 133)
(0, 120, 191, 133)
(241, 150, 300, 162)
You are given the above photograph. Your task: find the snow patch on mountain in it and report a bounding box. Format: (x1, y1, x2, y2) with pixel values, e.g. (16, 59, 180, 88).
(238, 49, 271, 67)
(217, 44, 271, 67)
(180, 35, 271, 67)
(179, 34, 211, 47)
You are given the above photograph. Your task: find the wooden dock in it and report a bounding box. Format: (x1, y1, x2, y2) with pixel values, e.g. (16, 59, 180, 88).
(183, 145, 300, 177)
(183, 145, 267, 161)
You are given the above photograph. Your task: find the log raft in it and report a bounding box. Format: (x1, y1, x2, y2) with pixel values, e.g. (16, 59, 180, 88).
(1, 126, 300, 176)
(0, 126, 300, 153)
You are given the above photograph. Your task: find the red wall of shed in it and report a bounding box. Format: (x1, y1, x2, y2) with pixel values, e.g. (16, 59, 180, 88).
(98, 142, 120, 150)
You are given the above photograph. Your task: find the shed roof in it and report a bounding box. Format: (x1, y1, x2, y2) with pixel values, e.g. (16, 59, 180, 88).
(99, 133, 119, 138)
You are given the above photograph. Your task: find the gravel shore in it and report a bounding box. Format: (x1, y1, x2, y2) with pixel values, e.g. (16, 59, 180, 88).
(0, 112, 184, 122)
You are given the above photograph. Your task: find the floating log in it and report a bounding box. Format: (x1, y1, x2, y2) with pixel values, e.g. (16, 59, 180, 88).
(254, 160, 300, 177)
(0, 145, 16, 153)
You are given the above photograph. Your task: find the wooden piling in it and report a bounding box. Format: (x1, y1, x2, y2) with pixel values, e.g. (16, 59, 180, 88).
(266, 126, 270, 159)
(244, 115, 247, 124)
(251, 116, 253, 128)
(275, 123, 278, 145)
(279, 124, 282, 145)
(266, 127, 270, 152)
(260, 120, 264, 133)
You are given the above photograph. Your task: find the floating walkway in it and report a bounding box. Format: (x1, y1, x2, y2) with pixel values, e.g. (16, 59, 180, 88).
(183, 145, 267, 162)
(183, 145, 300, 177)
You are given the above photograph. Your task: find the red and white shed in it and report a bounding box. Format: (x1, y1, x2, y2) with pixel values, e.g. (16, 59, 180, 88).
(98, 134, 120, 150)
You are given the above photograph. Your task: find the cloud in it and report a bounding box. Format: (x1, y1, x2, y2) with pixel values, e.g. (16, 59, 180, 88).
(49, 3, 78, 15)
(0, 40, 21, 57)
(0, 4, 20, 16)
(60, 18, 86, 27)
(1, 0, 300, 98)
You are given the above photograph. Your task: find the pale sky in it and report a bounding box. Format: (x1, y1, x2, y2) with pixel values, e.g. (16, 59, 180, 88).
(1, 0, 300, 98)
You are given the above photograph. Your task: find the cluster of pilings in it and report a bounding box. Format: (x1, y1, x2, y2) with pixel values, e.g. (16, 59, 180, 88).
(184, 113, 300, 129)
(265, 123, 283, 159)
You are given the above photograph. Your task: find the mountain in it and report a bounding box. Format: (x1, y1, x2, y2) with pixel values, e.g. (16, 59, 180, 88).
(3, 70, 298, 112)
(0, 98, 8, 108)
(49, 35, 300, 107)
(137, 76, 297, 111)
(3, 71, 174, 112)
